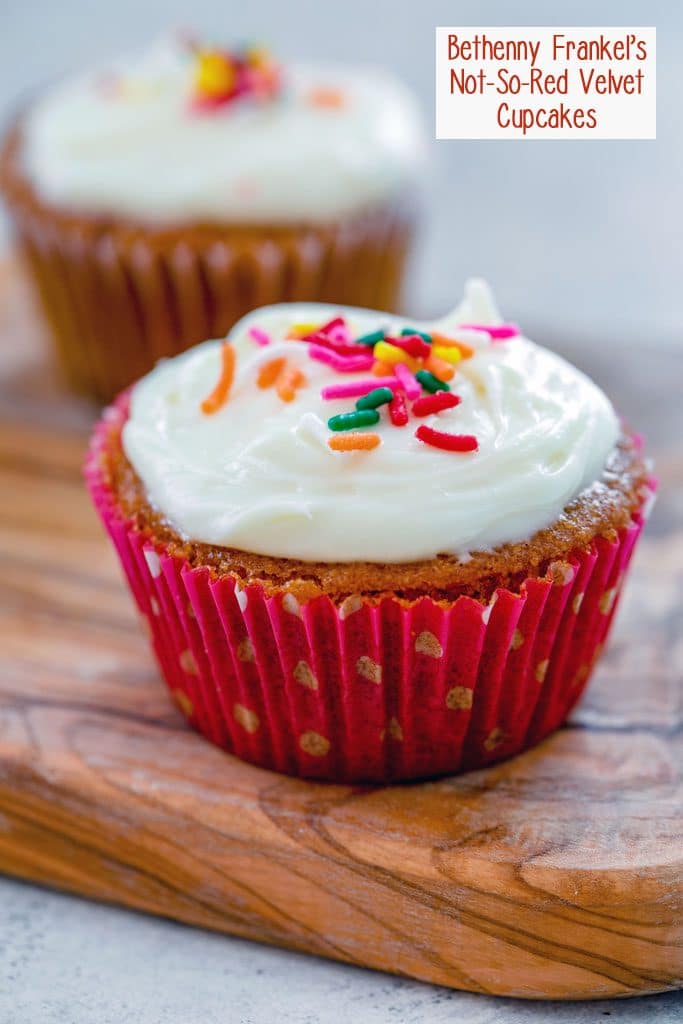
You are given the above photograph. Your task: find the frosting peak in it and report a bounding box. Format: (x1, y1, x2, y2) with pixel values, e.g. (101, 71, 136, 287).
(122, 281, 620, 563)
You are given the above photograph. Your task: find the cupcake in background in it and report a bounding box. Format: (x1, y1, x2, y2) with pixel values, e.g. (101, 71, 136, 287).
(1, 34, 424, 402)
(86, 280, 653, 783)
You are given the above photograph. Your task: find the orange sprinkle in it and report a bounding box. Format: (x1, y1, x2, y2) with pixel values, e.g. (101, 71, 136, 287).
(200, 342, 236, 414)
(431, 332, 475, 359)
(328, 432, 381, 452)
(276, 364, 307, 402)
(257, 356, 286, 388)
(307, 86, 346, 109)
(425, 353, 455, 382)
(372, 360, 393, 376)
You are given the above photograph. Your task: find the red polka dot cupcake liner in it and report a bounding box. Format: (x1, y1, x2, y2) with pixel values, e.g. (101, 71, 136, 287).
(86, 397, 654, 783)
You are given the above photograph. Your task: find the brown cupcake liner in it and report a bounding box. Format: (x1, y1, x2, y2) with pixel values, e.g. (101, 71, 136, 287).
(1, 126, 415, 402)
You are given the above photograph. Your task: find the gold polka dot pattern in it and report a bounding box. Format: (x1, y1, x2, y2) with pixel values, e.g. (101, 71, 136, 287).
(299, 731, 330, 757)
(234, 703, 260, 734)
(415, 631, 443, 658)
(294, 660, 318, 690)
(179, 649, 199, 676)
(357, 655, 382, 684)
(446, 686, 474, 710)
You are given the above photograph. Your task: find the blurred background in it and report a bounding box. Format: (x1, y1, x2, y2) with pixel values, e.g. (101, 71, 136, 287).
(0, 0, 680, 346)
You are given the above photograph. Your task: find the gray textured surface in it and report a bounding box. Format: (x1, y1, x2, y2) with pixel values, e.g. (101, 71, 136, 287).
(0, 878, 680, 1024)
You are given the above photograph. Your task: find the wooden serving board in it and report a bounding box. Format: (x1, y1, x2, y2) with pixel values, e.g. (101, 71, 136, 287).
(0, 261, 681, 1000)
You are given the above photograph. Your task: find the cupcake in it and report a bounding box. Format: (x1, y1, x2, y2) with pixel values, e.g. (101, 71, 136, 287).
(86, 280, 653, 782)
(1, 35, 423, 402)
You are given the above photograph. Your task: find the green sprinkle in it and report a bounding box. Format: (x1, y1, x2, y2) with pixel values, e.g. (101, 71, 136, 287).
(355, 329, 385, 346)
(328, 409, 380, 431)
(416, 369, 450, 394)
(401, 327, 432, 343)
(355, 387, 394, 411)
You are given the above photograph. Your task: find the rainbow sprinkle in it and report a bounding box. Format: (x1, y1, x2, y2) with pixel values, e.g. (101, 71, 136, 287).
(328, 432, 380, 451)
(415, 369, 450, 394)
(412, 392, 461, 417)
(248, 326, 271, 346)
(200, 342, 235, 414)
(415, 425, 479, 452)
(239, 311, 520, 452)
(401, 327, 432, 343)
(328, 409, 380, 432)
(393, 362, 421, 400)
(321, 378, 398, 401)
(355, 387, 394, 411)
(459, 323, 520, 340)
(373, 340, 419, 370)
(388, 390, 409, 427)
(189, 42, 282, 112)
(432, 345, 462, 365)
(388, 334, 431, 359)
(275, 364, 307, 403)
(355, 329, 385, 347)
(257, 356, 286, 389)
(307, 86, 347, 109)
(425, 354, 455, 382)
(431, 332, 475, 358)
(308, 344, 374, 373)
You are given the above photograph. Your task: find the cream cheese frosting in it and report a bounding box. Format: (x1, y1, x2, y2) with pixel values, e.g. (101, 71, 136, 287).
(20, 36, 424, 224)
(121, 280, 620, 563)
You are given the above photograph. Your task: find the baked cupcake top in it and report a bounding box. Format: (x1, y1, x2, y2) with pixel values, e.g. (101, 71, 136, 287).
(20, 35, 424, 224)
(122, 280, 621, 563)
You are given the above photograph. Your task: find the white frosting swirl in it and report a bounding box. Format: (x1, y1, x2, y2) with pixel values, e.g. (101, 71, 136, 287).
(122, 281, 620, 563)
(20, 37, 424, 223)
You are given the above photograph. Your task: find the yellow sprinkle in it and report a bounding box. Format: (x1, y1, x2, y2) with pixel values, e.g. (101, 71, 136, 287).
(431, 333, 475, 358)
(195, 52, 236, 97)
(286, 322, 320, 339)
(432, 345, 462, 365)
(373, 341, 419, 371)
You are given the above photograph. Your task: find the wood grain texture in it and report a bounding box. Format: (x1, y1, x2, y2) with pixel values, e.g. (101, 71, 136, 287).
(0, 261, 681, 999)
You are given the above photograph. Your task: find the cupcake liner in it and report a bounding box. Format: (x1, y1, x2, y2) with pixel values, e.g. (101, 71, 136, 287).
(86, 397, 654, 783)
(2, 129, 415, 403)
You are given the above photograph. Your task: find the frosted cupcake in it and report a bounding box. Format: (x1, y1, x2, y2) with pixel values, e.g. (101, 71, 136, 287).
(1, 35, 423, 401)
(86, 280, 653, 782)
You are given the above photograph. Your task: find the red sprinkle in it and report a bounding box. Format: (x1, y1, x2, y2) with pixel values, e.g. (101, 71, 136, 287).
(415, 425, 478, 452)
(412, 392, 462, 417)
(388, 390, 409, 426)
(316, 317, 345, 336)
(305, 332, 371, 357)
(384, 334, 431, 359)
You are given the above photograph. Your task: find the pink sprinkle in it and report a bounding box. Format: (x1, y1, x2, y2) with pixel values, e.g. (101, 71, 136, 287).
(307, 343, 338, 368)
(308, 344, 373, 373)
(393, 361, 421, 400)
(248, 326, 271, 346)
(321, 377, 399, 400)
(459, 322, 520, 340)
(328, 324, 352, 345)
